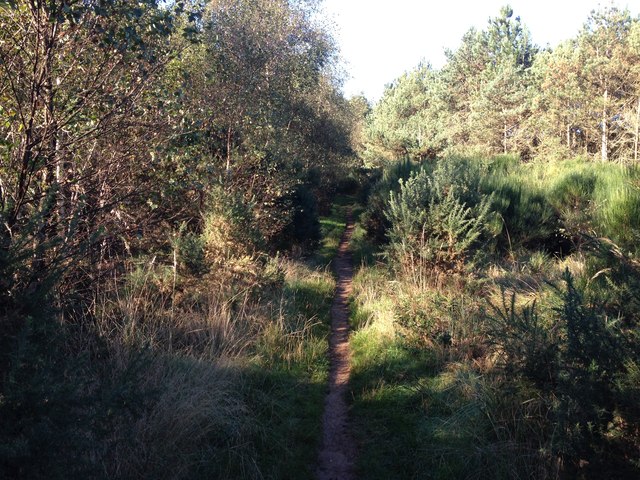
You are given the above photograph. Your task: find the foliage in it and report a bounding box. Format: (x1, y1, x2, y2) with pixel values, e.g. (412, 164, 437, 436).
(365, 64, 448, 161)
(384, 158, 495, 278)
(485, 293, 559, 389)
(361, 5, 640, 162)
(483, 173, 559, 251)
(0, 0, 355, 477)
(351, 152, 640, 478)
(361, 159, 418, 243)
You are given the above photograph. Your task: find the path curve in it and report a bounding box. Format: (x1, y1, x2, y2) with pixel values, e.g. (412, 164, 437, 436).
(316, 209, 356, 480)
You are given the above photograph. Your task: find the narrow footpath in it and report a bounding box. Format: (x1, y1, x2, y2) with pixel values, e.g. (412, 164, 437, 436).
(316, 209, 356, 480)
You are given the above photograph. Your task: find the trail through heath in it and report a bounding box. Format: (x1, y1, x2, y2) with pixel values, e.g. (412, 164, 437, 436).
(316, 209, 356, 480)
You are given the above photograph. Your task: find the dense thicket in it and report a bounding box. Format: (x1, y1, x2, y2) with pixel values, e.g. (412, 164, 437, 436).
(0, 0, 356, 477)
(0, 0, 355, 314)
(363, 6, 640, 163)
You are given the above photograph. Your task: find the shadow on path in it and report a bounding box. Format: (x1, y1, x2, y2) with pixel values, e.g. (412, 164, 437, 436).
(316, 209, 356, 480)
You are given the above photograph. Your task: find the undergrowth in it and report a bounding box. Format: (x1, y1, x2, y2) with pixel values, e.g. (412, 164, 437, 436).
(348, 155, 640, 479)
(0, 194, 342, 479)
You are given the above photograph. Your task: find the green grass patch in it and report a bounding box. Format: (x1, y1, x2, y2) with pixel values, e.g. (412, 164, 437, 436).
(244, 221, 342, 477)
(312, 193, 361, 266)
(243, 368, 326, 479)
(349, 325, 438, 479)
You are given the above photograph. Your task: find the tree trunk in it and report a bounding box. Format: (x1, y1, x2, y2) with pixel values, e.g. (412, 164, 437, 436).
(635, 96, 639, 162)
(503, 121, 507, 154)
(601, 88, 608, 162)
(566, 124, 571, 149)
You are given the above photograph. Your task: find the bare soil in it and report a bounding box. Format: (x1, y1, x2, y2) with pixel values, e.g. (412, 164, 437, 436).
(316, 210, 356, 480)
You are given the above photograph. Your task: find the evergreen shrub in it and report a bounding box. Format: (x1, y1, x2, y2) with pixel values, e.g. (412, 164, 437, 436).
(385, 158, 493, 275)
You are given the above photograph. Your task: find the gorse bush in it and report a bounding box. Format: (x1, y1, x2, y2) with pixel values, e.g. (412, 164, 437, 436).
(542, 160, 640, 253)
(203, 186, 264, 264)
(484, 270, 626, 472)
(595, 181, 640, 253)
(385, 158, 494, 278)
(362, 158, 418, 242)
(584, 238, 640, 324)
(485, 293, 559, 389)
(553, 271, 621, 460)
(174, 225, 208, 276)
(286, 184, 322, 249)
(0, 317, 99, 479)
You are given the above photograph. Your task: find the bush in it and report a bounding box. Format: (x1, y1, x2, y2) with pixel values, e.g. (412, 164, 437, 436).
(285, 185, 321, 250)
(594, 178, 640, 254)
(583, 237, 640, 325)
(203, 186, 264, 263)
(174, 225, 208, 276)
(552, 270, 622, 467)
(361, 158, 418, 242)
(0, 317, 99, 479)
(385, 159, 494, 278)
(484, 271, 625, 470)
(485, 292, 559, 389)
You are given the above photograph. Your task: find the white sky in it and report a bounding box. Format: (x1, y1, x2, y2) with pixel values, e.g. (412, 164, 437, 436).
(321, 0, 640, 102)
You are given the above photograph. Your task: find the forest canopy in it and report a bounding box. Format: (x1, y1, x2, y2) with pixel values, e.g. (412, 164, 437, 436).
(363, 6, 640, 164)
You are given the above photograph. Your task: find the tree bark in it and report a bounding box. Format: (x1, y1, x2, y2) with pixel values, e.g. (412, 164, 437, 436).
(601, 88, 608, 162)
(635, 96, 639, 162)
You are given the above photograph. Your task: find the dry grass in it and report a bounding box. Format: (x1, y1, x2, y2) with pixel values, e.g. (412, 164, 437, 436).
(82, 251, 336, 479)
(103, 354, 257, 480)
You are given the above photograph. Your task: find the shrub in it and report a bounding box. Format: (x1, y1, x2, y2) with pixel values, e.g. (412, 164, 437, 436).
(485, 292, 560, 389)
(203, 186, 264, 263)
(361, 158, 418, 242)
(174, 225, 208, 276)
(594, 179, 640, 254)
(285, 184, 321, 250)
(484, 271, 624, 469)
(552, 270, 622, 466)
(583, 237, 640, 325)
(385, 159, 493, 278)
(0, 317, 100, 479)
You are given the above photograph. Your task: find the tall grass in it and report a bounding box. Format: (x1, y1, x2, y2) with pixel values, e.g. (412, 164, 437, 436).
(0, 229, 337, 479)
(348, 154, 640, 479)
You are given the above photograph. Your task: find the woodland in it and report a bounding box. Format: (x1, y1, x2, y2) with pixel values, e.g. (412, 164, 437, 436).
(1, 1, 639, 479)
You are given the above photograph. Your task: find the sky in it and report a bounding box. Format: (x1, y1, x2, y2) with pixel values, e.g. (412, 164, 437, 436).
(320, 0, 640, 102)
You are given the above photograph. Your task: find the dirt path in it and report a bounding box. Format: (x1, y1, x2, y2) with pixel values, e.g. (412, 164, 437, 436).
(316, 209, 356, 480)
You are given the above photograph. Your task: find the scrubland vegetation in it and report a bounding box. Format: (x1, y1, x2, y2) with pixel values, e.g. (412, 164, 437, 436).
(349, 156, 640, 479)
(0, 0, 356, 477)
(2, 1, 640, 479)
(346, 5, 640, 479)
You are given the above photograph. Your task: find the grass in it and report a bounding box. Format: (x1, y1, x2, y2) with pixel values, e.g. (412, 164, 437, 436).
(348, 263, 436, 479)
(2, 206, 345, 479)
(312, 193, 371, 266)
(241, 257, 336, 479)
(347, 252, 555, 479)
(346, 210, 438, 479)
(345, 155, 640, 479)
(6, 157, 638, 479)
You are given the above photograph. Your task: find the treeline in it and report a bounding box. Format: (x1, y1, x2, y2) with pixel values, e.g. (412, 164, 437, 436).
(0, 0, 355, 477)
(363, 6, 640, 163)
